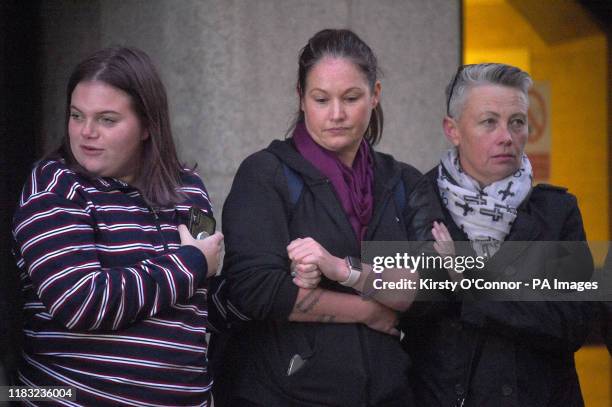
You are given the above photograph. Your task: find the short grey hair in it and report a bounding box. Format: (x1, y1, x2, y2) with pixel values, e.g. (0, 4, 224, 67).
(445, 63, 533, 118)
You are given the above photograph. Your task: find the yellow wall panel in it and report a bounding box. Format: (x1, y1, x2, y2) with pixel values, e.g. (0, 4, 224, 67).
(465, 0, 609, 243)
(465, 1, 610, 405)
(576, 346, 611, 407)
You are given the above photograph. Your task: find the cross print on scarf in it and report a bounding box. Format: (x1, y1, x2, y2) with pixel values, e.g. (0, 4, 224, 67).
(498, 181, 515, 201)
(455, 201, 474, 216)
(465, 194, 487, 206)
(479, 206, 504, 222)
(476, 238, 501, 259)
(495, 202, 517, 215)
(437, 148, 532, 257)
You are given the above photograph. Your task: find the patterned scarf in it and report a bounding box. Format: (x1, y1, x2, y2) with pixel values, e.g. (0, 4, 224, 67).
(437, 148, 533, 257)
(293, 122, 374, 242)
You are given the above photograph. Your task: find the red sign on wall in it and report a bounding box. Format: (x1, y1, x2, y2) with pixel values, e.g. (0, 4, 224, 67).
(526, 81, 551, 181)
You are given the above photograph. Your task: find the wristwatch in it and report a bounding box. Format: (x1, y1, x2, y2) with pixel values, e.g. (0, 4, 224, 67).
(340, 256, 362, 287)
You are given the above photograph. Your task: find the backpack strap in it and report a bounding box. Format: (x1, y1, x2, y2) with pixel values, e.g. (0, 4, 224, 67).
(282, 163, 304, 207)
(286, 164, 406, 217)
(394, 178, 406, 214)
(208, 162, 303, 336)
(284, 162, 402, 214)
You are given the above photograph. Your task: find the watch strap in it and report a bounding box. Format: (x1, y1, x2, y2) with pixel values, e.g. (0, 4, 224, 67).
(340, 256, 362, 287)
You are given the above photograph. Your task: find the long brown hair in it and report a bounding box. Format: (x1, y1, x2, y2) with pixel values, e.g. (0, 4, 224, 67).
(52, 46, 186, 207)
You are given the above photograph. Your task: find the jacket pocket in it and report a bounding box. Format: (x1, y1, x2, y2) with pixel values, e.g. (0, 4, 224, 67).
(284, 323, 316, 376)
(251, 322, 316, 381)
(251, 322, 366, 406)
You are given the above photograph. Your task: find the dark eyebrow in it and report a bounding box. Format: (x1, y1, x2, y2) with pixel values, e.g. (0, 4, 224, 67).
(69, 105, 120, 115)
(308, 87, 364, 95)
(308, 88, 329, 94)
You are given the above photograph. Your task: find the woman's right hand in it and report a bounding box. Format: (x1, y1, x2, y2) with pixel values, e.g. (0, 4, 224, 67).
(362, 300, 400, 337)
(178, 224, 224, 277)
(287, 237, 346, 282)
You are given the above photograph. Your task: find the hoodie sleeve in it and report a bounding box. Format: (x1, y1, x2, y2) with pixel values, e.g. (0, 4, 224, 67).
(221, 151, 299, 321)
(12, 162, 208, 332)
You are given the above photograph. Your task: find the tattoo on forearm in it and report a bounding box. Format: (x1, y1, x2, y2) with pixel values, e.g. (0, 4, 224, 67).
(295, 289, 324, 313)
(317, 315, 335, 323)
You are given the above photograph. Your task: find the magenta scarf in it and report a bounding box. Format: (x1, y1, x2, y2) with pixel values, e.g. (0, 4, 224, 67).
(293, 122, 374, 241)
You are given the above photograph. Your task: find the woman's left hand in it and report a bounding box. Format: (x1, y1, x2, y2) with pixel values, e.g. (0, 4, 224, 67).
(287, 237, 346, 282)
(432, 221, 455, 256)
(432, 221, 466, 282)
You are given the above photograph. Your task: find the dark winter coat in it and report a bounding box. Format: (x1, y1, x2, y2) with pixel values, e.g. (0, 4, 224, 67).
(402, 168, 594, 407)
(218, 138, 441, 407)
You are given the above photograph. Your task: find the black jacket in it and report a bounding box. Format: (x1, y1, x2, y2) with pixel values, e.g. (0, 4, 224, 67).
(219, 139, 441, 406)
(599, 247, 612, 354)
(402, 168, 594, 407)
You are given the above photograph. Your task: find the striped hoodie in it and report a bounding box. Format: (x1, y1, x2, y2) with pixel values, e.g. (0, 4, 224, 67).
(12, 159, 213, 406)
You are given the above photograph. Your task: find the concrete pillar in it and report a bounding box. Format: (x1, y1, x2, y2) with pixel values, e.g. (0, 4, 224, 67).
(40, 0, 460, 212)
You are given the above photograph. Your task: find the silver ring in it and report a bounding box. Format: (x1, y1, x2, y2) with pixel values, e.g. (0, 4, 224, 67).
(290, 271, 297, 277)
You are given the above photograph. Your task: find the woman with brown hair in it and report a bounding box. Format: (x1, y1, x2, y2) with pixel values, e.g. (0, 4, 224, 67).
(217, 29, 441, 406)
(12, 46, 222, 406)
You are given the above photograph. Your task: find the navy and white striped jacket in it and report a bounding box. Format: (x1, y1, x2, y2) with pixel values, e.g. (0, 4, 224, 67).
(12, 159, 213, 406)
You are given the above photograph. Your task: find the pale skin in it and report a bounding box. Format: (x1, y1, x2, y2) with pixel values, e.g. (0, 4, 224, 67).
(69, 80, 223, 275)
(178, 226, 224, 278)
(287, 238, 419, 311)
(443, 84, 528, 187)
(289, 287, 400, 336)
(301, 56, 381, 168)
(431, 221, 462, 282)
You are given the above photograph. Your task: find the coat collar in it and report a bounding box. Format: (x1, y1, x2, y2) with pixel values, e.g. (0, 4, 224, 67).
(266, 138, 404, 247)
(366, 157, 403, 241)
(47, 158, 136, 193)
(427, 166, 541, 241)
(89, 176, 135, 192)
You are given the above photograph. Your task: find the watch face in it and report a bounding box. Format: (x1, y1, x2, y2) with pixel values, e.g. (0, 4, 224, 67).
(347, 256, 362, 272)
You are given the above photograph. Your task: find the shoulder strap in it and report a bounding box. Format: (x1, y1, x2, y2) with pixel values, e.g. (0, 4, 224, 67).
(394, 179, 406, 213)
(282, 163, 304, 207)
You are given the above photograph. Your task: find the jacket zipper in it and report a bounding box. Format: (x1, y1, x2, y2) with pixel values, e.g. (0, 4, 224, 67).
(148, 206, 169, 253)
